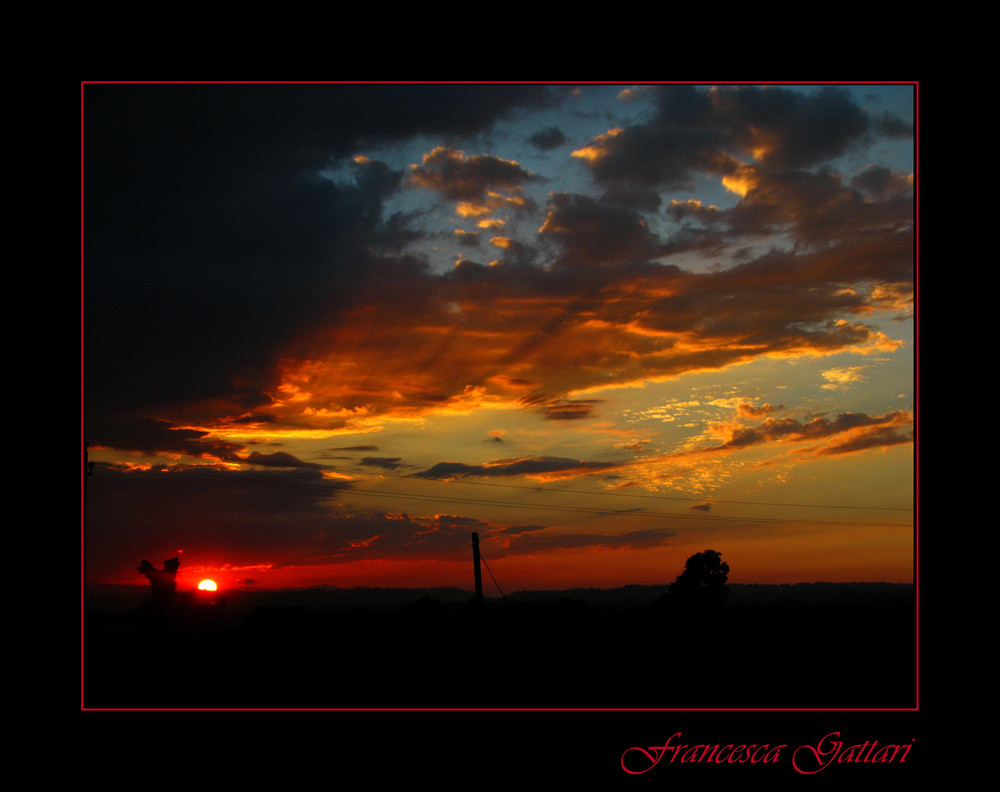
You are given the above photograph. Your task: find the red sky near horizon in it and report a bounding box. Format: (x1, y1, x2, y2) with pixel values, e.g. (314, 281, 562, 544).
(83, 82, 915, 593)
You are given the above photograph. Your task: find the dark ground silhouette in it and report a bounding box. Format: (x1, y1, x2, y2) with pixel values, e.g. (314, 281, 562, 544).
(83, 581, 916, 709)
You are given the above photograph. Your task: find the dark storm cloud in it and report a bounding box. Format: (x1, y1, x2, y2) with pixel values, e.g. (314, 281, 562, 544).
(88, 417, 243, 461)
(599, 185, 663, 213)
(231, 412, 278, 424)
(710, 410, 914, 453)
(722, 166, 914, 247)
(408, 146, 541, 201)
(244, 451, 323, 469)
(874, 111, 915, 138)
(666, 199, 722, 222)
(851, 164, 914, 199)
(84, 83, 561, 445)
(573, 88, 722, 188)
(528, 126, 566, 150)
(736, 403, 784, 419)
(538, 192, 663, 265)
(412, 456, 623, 480)
(359, 456, 405, 470)
(576, 84, 902, 188)
(234, 392, 277, 409)
(85, 463, 352, 578)
(539, 399, 602, 421)
(812, 424, 914, 456)
(455, 228, 482, 247)
(707, 85, 871, 170)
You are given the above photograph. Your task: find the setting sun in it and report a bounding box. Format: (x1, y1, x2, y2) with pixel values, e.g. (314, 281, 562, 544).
(197, 579, 217, 591)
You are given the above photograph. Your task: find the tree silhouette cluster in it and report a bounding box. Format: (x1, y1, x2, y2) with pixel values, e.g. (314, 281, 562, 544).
(137, 557, 181, 609)
(668, 549, 730, 609)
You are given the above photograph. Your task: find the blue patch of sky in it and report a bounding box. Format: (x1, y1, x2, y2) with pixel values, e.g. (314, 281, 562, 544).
(316, 83, 914, 278)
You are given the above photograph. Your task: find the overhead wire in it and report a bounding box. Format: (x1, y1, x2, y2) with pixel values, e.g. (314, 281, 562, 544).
(350, 468, 914, 512)
(114, 466, 913, 530)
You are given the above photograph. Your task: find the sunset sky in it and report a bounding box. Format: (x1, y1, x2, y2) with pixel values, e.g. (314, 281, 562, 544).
(82, 82, 916, 593)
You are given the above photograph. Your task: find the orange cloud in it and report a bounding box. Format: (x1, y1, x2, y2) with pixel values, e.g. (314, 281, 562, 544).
(157, 240, 910, 442)
(703, 410, 914, 455)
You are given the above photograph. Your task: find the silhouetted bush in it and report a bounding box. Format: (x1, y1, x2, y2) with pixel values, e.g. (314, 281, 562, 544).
(666, 549, 730, 611)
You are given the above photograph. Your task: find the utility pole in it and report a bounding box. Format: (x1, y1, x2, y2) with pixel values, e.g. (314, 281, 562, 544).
(471, 532, 483, 608)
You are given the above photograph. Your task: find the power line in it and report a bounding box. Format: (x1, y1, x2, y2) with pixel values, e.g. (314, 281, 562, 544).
(123, 467, 912, 530)
(358, 469, 914, 513)
(338, 484, 910, 528)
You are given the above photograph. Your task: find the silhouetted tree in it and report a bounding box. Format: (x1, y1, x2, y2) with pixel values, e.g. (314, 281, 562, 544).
(668, 549, 730, 610)
(137, 557, 181, 610)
